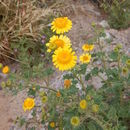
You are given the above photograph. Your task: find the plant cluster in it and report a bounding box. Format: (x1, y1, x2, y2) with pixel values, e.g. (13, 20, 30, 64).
(1, 17, 130, 130)
(0, 0, 52, 63)
(99, 0, 130, 29)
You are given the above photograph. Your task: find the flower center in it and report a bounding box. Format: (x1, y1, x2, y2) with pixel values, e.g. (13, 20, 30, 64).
(83, 56, 88, 61)
(54, 39, 65, 48)
(25, 100, 33, 107)
(73, 118, 78, 124)
(55, 18, 67, 28)
(85, 45, 89, 49)
(57, 51, 72, 64)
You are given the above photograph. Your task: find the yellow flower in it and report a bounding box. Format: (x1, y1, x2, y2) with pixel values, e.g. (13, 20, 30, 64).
(92, 104, 99, 113)
(2, 66, 10, 74)
(50, 121, 55, 128)
(1, 81, 6, 88)
(51, 17, 72, 34)
(91, 22, 96, 27)
(46, 35, 71, 52)
(116, 44, 122, 49)
(39, 91, 45, 97)
(52, 47, 77, 71)
(82, 44, 94, 51)
(46, 42, 57, 52)
(126, 59, 130, 66)
(23, 98, 35, 111)
(86, 95, 91, 101)
(122, 67, 128, 75)
(80, 100, 87, 109)
(64, 79, 71, 89)
(56, 91, 61, 97)
(42, 96, 48, 103)
(80, 53, 91, 63)
(32, 87, 36, 91)
(114, 47, 119, 52)
(6, 79, 11, 86)
(71, 116, 80, 127)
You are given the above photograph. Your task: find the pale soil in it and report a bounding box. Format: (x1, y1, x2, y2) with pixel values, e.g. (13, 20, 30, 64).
(0, 91, 26, 130)
(0, 0, 129, 130)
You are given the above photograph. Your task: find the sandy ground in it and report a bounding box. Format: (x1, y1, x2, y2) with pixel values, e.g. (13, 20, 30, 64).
(0, 0, 130, 130)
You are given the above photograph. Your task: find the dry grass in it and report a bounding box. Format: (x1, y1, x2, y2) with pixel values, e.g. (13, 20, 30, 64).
(0, 0, 54, 63)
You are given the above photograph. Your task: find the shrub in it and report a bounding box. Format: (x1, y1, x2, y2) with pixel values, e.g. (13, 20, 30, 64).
(93, 0, 130, 29)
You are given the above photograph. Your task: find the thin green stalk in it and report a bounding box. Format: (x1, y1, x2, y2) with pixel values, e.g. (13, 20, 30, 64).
(73, 72, 86, 92)
(93, 27, 107, 70)
(40, 85, 57, 93)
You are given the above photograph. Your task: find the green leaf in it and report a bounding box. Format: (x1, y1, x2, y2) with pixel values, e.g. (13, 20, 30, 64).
(79, 64, 87, 74)
(109, 52, 118, 60)
(87, 121, 97, 130)
(19, 118, 25, 127)
(85, 73, 91, 81)
(91, 67, 99, 76)
(107, 107, 117, 120)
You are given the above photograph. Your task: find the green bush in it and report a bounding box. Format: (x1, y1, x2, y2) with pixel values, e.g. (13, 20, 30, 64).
(100, 0, 130, 29)
(1, 18, 130, 130)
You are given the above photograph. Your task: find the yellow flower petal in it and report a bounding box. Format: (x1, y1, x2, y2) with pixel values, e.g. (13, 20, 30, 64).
(82, 44, 94, 51)
(80, 53, 91, 63)
(71, 116, 80, 127)
(2, 66, 10, 74)
(46, 35, 71, 52)
(51, 17, 72, 34)
(79, 99, 87, 109)
(52, 47, 77, 71)
(23, 98, 35, 111)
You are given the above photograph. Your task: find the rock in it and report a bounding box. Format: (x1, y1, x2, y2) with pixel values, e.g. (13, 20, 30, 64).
(76, 83, 82, 90)
(100, 31, 113, 43)
(40, 127, 45, 130)
(27, 112, 33, 119)
(99, 20, 110, 29)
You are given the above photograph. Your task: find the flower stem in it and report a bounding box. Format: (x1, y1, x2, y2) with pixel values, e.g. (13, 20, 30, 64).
(40, 85, 57, 93)
(73, 72, 86, 92)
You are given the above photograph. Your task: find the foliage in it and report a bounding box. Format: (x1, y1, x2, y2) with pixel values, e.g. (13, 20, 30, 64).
(98, 0, 130, 29)
(0, 0, 52, 63)
(0, 18, 130, 130)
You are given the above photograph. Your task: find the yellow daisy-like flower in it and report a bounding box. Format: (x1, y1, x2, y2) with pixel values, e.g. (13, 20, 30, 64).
(50, 121, 55, 128)
(6, 79, 12, 86)
(64, 79, 71, 89)
(126, 59, 130, 66)
(2, 66, 10, 74)
(52, 47, 77, 71)
(80, 53, 91, 63)
(56, 91, 61, 97)
(23, 98, 35, 111)
(46, 35, 71, 52)
(122, 67, 128, 75)
(86, 95, 91, 101)
(39, 91, 45, 97)
(71, 116, 80, 127)
(80, 100, 87, 109)
(82, 44, 94, 51)
(42, 96, 48, 103)
(92, 104, 99, 113)
(32, 87, 36, 91)
(1, 81, 6, 88)
(51, 17, 72, 34)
